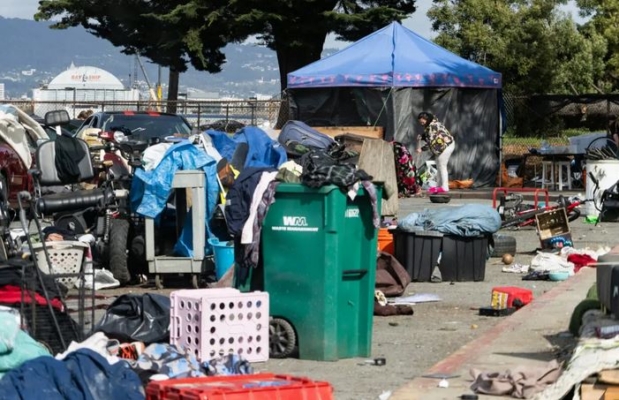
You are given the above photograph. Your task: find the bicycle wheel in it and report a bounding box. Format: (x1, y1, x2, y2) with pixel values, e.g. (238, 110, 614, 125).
(567, 208, 581, 222)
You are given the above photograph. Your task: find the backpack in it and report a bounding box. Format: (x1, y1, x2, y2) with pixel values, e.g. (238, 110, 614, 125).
(376, 251, 411, 297)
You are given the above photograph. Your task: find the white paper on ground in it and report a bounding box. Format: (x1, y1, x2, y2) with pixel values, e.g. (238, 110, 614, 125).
(389, 293, 442, 305)
(77, 269, 120, 290)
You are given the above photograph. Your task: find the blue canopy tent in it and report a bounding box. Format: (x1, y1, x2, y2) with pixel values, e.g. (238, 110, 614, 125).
(287, 21, 503, 187)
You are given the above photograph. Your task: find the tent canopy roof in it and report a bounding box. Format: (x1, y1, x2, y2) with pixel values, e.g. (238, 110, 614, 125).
(287, 22, 502, 89)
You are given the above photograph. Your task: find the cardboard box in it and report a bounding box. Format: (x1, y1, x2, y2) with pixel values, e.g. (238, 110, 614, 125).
(605, 386, 619, 400)
(536, 208, 571, 249)
(582, 383, 606, 400)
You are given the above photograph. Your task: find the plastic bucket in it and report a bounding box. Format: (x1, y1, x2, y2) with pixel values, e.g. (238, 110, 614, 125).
(585, 160, 619, 217)
(208, 238, 235, 280)
(378, 228, 394, 255)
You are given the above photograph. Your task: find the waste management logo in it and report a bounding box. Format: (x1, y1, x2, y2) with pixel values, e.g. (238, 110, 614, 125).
(272, 216, 319, 232)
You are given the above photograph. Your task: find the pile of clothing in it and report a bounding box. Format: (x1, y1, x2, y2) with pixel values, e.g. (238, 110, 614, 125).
(0, 291, 257, 400)
(0, 258, 80, 355)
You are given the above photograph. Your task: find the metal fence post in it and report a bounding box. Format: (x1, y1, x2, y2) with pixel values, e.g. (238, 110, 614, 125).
(195, 103, 200, 128)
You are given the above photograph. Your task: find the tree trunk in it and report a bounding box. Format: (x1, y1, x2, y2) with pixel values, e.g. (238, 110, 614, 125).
(167, 68, 180, 113)
(274, 31, 328, 128)
(276, 35, 327, 93)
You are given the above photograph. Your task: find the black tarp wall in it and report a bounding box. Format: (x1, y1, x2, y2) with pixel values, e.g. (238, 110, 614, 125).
(288, 87, 500, 187)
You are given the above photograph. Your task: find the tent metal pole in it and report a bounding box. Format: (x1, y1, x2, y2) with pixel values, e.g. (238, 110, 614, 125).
(498, 91, 503, 187)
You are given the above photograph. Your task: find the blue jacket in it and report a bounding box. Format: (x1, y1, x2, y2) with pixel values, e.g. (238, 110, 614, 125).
(225, 167, 277, 237)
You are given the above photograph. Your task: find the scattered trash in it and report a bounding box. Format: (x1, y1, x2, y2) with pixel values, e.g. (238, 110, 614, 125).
(358, 358, 386, 366)
(438, 378, 449, 388)
(378, 390, 392, 400)
(389, 293, 441, 305)
(388, 322, 399, 327)
(375, 290, 388, 306)
(459, 394, 479, 399)
(471, 324, 479, 329)
(422, 373, 461, 380)
(502, 254, 514, 265)
(502, 263, 529, 274)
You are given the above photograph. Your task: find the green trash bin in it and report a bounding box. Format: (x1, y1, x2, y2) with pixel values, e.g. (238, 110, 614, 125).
(238, 183, 381, 361)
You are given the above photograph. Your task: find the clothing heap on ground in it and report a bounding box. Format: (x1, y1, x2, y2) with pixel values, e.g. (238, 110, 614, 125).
(0, 292, 255, 400)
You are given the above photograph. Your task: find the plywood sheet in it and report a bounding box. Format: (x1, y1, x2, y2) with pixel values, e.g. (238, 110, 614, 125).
(313, 126, 384, 140)
(358, 138, 399, 217)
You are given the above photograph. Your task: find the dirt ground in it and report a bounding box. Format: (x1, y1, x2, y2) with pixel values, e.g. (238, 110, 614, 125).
(33, 195, 618, 400)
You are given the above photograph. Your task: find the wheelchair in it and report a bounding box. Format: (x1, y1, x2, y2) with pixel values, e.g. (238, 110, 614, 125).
(27, 110, 131, 284)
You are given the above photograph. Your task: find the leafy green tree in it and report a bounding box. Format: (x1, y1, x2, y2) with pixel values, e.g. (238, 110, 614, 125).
(428, 0, 606, 95)
(35, 0, 416, 108)
(34, 0, 239, 106)
(576, 0, 619, 89)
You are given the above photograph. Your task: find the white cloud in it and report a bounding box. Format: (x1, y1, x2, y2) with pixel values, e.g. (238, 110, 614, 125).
(0, 0, 39, 19)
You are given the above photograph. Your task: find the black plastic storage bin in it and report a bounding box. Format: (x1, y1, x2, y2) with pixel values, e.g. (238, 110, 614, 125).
(439, 235, 490, 282)
(392, 229, 443, 282)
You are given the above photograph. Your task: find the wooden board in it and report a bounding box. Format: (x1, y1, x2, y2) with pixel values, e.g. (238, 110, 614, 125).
(312, 126, 384, 140)
(272, 125, 384, 140)
(581, 383, 607, 400)
(357, 138, 399, 217)
(605, 386, 619, 400)
(600, 370, 619, 385)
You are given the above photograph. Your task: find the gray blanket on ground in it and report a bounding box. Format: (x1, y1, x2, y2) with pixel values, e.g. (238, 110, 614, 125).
(398, 204, 502, 236)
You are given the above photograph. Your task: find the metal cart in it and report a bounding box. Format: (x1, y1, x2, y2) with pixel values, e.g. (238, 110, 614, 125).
(145, 170, 207, 289)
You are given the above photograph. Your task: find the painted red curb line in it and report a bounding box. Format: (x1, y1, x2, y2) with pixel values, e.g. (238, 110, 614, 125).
(394, 268, 594, 395)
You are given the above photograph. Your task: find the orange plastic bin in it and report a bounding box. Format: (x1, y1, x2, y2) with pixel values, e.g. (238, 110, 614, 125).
(378, 228, 395, 254)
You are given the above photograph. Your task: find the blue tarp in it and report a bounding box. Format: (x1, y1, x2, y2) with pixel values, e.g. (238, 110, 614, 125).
(206, 127, 287, 168)
(131, 141, 219, 257)
(287, 22, 501, 89)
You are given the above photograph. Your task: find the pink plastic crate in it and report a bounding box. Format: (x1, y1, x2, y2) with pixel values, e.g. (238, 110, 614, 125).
(170, 288, 270, 363)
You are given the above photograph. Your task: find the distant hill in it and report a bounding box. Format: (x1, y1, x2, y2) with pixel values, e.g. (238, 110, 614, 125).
(0, 17, 339, 99)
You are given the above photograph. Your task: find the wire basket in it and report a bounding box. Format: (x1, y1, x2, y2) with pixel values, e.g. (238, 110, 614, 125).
(31, 241, 89, 288)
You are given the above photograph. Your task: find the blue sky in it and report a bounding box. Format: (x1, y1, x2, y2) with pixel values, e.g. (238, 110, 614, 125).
(0, 0, 583, 48)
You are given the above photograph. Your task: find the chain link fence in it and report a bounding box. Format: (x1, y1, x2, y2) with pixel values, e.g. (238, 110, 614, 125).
(500, 93, 619, 184)
(1, 99, 290, 131)
(502, 93, 618, 158)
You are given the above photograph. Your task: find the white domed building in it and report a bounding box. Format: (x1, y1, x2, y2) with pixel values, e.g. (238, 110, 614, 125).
(32, 63, 140, 117)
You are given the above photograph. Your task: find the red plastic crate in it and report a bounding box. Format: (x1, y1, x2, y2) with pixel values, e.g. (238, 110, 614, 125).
(492, 286, 533, 309)
(146, 373, 333, 400)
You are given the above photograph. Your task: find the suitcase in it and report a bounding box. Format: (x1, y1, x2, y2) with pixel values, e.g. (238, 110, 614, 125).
(278, 120, 335, 153)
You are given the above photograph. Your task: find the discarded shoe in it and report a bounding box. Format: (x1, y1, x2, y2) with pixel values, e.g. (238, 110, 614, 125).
(375, 290, 388, 306)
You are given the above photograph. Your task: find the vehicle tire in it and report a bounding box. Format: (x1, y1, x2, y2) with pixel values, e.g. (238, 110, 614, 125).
(0, 173, 8, 221)
(490, 234, 517, 257)
(269, 318, 296, 359)
(109, 219, 131, 285)
(568, 208, 581, 222)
